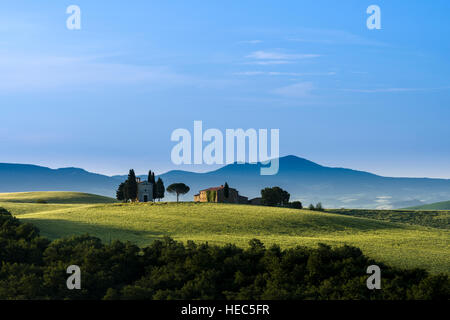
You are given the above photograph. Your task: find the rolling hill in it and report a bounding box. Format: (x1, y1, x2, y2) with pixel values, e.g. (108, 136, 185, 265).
(0, 191, 116, 204)
(405, 200, 450, 210)
(0, 192, 117, 215)
(1, 193, 447, 274)
(2, 155, 450, 208)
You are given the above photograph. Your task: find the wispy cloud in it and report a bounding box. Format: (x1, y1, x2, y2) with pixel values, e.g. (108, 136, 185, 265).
(375, 196, 393, 209)
(286, 28, 388, 47)
(0, 53, 196, 93)
(271, 82, 315, 98)
(0, 15, 43, 33)
(244, 50, 321, 66)
(244, 60, 293, 65)
(246, 51, 320, 60)
(237, 40, 263, 44)
(342, 86, 450, 93)
(234, 71, 336, 77)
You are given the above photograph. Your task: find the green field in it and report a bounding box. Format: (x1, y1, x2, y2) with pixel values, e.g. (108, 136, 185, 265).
(1, 192, 449, 274)
(405, 200, 450, 210)
(0, 191, 117, 204)
(325, 208, 450, 229)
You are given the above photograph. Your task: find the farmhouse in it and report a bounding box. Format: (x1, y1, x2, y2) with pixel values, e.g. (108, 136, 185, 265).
(137, 178, 153, 202)
(194, 185, 248, 204)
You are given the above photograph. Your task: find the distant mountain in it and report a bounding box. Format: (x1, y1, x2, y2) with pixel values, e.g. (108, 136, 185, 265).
(1, 156, 450, 209)
(0, 163, 118, 197)
(404, 200, 450, 210)
(155, 156, 450, 209)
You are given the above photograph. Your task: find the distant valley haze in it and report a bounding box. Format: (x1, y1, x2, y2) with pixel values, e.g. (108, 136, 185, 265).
(1, 155, 449, 209)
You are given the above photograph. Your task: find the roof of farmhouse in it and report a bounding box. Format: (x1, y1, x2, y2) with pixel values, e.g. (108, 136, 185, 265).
(199, 185, 238, 192)
(199, 186, 225, 192)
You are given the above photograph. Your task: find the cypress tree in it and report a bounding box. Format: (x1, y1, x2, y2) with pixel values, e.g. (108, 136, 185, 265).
(116, 182, 126, 202)
(156, 177, 165, 201)
(151, 172, 157, 200)
(224, 182, 230, 198)
(127, 169, 138, 201)
(148, 170, 153, 183)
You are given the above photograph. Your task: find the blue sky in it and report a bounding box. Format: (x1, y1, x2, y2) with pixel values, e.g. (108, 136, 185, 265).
(1, 0, 449, 178)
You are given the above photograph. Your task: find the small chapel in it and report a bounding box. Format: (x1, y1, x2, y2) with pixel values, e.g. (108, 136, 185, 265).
(136, 177, 153, 202)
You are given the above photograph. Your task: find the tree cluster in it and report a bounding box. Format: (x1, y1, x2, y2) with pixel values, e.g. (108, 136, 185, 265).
(1, 208, 448, 300)
(116, 169, 165, 202)
(261, 187, 290, 207)
(116, 169, 138, 202)
(149, 170, 165, 202)
(260, 187, 304, 209)
(309, 203, 324, 211)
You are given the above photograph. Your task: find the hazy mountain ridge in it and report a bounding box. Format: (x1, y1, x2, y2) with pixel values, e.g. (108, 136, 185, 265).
(0, 163, 118, 197)
(1, 156, 450, 209)
(405, 200, 450, 210)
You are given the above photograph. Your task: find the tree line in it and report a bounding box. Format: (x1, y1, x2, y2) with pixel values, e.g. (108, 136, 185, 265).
(0, 208, 448, 300)
(116, 169, 192, 203)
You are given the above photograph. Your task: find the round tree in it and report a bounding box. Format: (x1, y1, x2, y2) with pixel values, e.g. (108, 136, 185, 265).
(166, 183, 190, 202)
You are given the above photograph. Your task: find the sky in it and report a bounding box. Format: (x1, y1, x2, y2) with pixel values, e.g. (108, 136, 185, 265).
(0, 0, 449, 178)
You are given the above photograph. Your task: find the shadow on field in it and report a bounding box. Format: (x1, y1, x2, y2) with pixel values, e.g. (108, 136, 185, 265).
(271, 212, 406, 233)
(325, 209, 450, 229)
(21, 217, 166, 246)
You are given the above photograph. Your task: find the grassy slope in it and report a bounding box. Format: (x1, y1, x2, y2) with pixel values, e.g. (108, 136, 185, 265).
(2, 197, 447, 274)
(0, 191, 116, 204)
(405, 200, 450, 210)
(325, 209, 450, 229)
